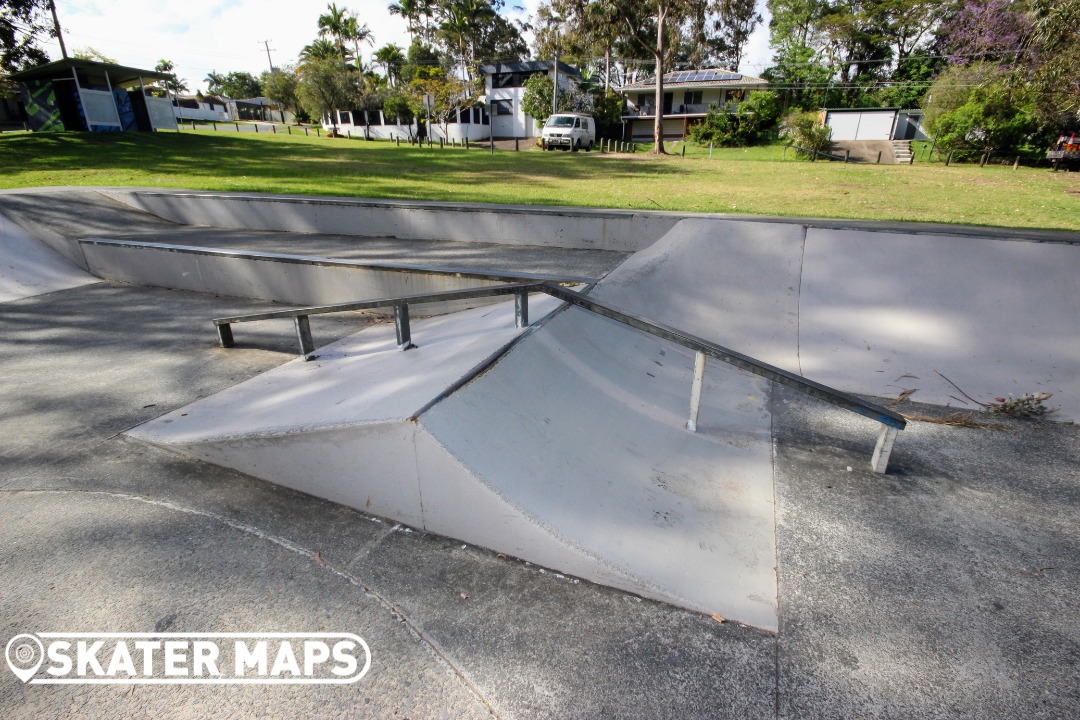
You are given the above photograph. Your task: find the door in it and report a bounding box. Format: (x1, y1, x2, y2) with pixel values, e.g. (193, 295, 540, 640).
(491, 98, 513, 137)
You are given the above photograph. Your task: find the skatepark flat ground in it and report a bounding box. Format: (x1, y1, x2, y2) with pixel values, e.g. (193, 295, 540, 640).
(2, 282, 1078, 719)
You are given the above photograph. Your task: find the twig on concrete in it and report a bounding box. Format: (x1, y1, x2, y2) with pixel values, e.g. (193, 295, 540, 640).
(934, 370, 989, 408)
(901, 412, 1009, 430)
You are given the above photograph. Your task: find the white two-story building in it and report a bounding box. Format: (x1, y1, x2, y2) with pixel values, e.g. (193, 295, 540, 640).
(479, 60, 582, 139)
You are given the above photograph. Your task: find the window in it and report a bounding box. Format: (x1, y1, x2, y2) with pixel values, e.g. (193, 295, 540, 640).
(490, 71, 539, 88)
(683, 90, 702, 105)
(493, 99, 513, 116)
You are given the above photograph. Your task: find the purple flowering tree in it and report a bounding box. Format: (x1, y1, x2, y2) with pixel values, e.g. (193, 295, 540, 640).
(939, 0, 1034, 66)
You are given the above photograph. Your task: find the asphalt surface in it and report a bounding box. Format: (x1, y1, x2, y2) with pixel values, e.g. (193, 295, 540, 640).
(2, 280, 1077, 719)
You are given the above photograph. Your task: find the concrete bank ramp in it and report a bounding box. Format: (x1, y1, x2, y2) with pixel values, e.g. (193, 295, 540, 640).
(0, 209, 98, 302)
(130, 294, 780, 630)
(595, 218, 1080, 419)
(0, 188, 179, 268)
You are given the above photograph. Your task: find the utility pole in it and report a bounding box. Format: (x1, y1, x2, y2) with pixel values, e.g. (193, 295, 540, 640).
(259, 40, 275, 72)
(552, 26, 559, 115)
(47, 0, 68, 59)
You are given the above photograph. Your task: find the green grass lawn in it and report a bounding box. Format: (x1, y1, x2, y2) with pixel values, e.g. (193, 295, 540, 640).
(1, 129, 1078, 231)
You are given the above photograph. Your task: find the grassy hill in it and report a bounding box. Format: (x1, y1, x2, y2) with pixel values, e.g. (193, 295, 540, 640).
(1, 130, 1077, 231)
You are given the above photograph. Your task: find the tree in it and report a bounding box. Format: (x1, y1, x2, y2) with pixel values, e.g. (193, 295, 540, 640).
(923, 62, 1039, 160)
(765, 0, 956, 109)
(713, 0, 762, 70)
(400, 39, 444, 84)
(764, 41, 834, 110)
(373, 43, 406, 86)
(297, 55, 354, 134)
(300, 39, 340, 62)
(687, 90, 780, 145)
(341, 14, 374, 74)
(204, 71, 225, 95)
(1, 0, 51, 89)
(1022, 0, 1080, 126)
(155, 59, 189, 95)
(439, 0, 496, 80)
(219, 71, 262, 99)
(318, 2, 350, 58)
(404, 65, 476, 139)
(521, 71, 571, 127)
(780, 109, 834, 157)
(261, 66, 300, 121)
(619, 0, 711, 153)
(938, 0, 1031, 66)
(74, 46, 116, 63)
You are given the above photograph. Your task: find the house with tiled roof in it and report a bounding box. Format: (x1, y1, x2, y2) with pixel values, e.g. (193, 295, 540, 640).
(619, 68, 768, 142)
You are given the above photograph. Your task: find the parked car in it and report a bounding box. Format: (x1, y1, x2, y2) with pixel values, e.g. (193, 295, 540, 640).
(541, 113, 596, 152)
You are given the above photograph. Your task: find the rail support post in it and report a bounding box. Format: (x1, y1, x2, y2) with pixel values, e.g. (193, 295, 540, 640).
(686, 351, 706, 432)
(216, 323, 234, 348)
(294, 315, 316, 360)
(395, 304, 415, 350)
(871, 425, 899, 474)
(514, 291, 529, 329)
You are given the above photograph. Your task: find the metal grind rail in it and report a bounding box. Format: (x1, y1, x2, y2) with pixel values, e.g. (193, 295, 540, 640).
(212, 282, 906, 473)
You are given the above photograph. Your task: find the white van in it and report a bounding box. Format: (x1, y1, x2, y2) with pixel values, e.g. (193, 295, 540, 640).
(541, 113, 596, 152)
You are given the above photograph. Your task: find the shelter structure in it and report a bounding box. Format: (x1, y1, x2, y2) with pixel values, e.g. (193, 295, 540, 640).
(10, 58, 177, 132)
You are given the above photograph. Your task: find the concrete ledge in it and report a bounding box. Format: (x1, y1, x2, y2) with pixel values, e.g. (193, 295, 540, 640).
(110, 190, 683, 252)
(78, 238, 557, 313)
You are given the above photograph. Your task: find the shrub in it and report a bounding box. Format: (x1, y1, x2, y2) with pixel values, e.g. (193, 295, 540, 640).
(780, 111, 833, 158)
(687, 91, 779, 147)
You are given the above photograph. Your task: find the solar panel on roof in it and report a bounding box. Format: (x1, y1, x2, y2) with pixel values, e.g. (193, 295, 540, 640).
(639, 70, 746, 86)
(659, 70, 745, 83)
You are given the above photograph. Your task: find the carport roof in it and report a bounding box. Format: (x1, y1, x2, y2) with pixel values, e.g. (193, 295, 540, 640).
(9, 58, 173, 86)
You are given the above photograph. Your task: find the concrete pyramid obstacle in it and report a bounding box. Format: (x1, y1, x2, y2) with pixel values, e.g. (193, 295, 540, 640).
(131, 290, 781, 630)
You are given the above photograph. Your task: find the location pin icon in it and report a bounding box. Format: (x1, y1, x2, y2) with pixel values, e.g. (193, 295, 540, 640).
(5, 634, 45, 683)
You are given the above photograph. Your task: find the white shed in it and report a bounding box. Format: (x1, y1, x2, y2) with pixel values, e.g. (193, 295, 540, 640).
(824, 109, 899, 141)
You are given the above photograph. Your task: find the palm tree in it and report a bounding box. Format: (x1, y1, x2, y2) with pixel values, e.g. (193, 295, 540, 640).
(388, 0, 420, 40)
(373, 43, 406, 87)
(439, 0, 494, 82)
(341, 15, 374, 77)
(300, 39, 340, 62)
(204, 71, 224, 95)
(317, 2, 350, 59)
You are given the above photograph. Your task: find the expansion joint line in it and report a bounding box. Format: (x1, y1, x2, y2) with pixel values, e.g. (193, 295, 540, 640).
(795, 226, 808, 378)
(0, 487, 504, 720)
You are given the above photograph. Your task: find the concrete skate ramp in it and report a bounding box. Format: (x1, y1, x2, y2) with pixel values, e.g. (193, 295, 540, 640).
(419, 307, 778, 628)
(0, 209, 97, 302)
(594, 219, 1080, 419)
(0, 188, 179, 268)
(130, 293, 780, 630)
